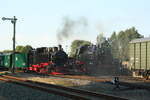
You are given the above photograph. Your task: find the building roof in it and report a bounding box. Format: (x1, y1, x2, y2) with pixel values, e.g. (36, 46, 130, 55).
(129, 37, 150, 43)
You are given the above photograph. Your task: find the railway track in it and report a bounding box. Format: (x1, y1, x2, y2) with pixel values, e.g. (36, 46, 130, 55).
(52, 75, 150, 82)
(52, 75, 112, 82)
(0, 75, 128, 100)
(2, 71, 150, 91)
(117, 81, 150, 91)
(50, 75, 150, 92)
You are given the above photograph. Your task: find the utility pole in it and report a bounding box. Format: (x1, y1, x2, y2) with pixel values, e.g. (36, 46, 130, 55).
(2, 16, 17, 73)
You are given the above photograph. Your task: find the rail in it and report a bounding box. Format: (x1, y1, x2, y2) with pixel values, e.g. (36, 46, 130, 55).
(0, 75, 128, 100)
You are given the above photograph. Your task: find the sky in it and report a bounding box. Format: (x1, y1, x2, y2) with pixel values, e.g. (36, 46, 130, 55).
(0, 0, 150, 51)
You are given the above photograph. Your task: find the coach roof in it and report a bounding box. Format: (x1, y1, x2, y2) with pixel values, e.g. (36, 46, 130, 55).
(130, 37, 150, 43)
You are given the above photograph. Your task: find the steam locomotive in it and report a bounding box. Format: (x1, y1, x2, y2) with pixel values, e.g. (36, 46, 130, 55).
(0, 45, 86, 75)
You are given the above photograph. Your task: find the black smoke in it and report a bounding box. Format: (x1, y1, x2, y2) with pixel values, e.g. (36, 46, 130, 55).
(57, 16, 88, 43)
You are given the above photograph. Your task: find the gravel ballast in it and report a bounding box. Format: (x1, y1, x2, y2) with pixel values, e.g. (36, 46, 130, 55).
(5, 72, 150, 100)
(76, 82, 150, 100)
(0, 81, 71, 100)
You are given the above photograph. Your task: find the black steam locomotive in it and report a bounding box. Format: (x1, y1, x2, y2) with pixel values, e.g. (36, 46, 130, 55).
(27, 45, 86, 75)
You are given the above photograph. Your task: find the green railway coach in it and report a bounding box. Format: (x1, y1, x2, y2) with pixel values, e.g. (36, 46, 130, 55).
(0, 53, 28, 68)
(0, 53, 12, 68)
(13, 53, 28, 68)
(0, 54, 5, 67)
(129, 37, 150, 78)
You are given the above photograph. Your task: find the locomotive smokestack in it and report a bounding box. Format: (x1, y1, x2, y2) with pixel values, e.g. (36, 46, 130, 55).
(58, 44, 62, 51)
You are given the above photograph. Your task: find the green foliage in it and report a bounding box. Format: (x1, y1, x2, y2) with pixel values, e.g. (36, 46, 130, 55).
(3, 50, 13, 53)
(109, 32, 119, 59)
(70, 40, 92, 57)
(2, 45, 32, 54)
(22, 45, 33, 53)
(16, 46, 24, 52)
(109, 27, 143, 61)
(16, 45, 33, 53)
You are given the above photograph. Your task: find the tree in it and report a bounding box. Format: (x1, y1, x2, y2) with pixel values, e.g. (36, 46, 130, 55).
(109, 27, 143, 61)
(3, 50, 13, 53)
(109, 32, 119, 59)
(16, 45, 33, 53)
(16, 45, 24, 52)
(22, 45, 33, 53)
(70, 40, 92, 57)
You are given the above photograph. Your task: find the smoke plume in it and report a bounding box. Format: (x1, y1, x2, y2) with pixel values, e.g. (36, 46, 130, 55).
(57, 16, 88, 43)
